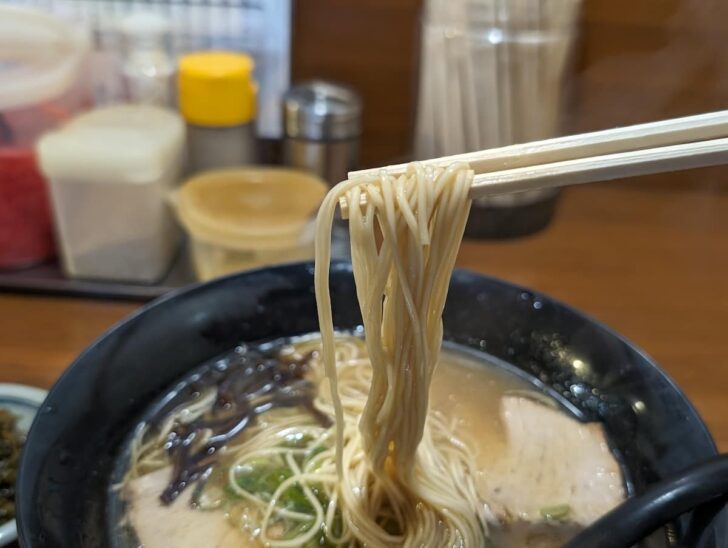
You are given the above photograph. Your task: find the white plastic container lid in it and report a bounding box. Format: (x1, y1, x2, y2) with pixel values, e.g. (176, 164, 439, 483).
(37, 105, 186, 185)
(0, 6, 90, 111)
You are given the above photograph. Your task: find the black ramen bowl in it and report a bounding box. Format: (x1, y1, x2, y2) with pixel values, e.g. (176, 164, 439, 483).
(16, 262, 727, 547)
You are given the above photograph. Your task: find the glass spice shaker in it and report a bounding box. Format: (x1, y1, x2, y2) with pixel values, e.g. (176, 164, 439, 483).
(118, 12, 176, 107)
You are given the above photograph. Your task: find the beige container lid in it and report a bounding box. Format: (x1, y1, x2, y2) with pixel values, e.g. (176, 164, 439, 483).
(37, 105, 186, 185)
(175, 168, 328, 251)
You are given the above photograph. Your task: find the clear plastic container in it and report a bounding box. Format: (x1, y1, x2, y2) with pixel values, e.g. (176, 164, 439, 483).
(0, 6, 90, 269)
(174, 168, 327, 280)
(417, 0, 580, 237)
(37, 105, 186, 283)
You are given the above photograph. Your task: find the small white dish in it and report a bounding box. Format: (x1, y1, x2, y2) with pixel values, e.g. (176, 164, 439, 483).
(0, 383, 47, 547)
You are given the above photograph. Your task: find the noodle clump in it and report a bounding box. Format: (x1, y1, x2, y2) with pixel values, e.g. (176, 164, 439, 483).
(314, 162, 486, 546)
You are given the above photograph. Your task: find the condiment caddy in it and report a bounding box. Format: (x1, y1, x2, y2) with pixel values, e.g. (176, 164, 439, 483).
(0, 5, 364, 296)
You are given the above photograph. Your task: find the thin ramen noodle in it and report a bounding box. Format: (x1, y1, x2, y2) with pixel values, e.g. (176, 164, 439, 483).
(314, 162, 482, 546)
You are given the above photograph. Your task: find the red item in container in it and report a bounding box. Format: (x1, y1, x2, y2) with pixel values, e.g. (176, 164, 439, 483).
(0, 148, 55, 269)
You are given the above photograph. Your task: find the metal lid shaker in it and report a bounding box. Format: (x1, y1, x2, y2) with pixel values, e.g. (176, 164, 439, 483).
(282, 81, 362, 186)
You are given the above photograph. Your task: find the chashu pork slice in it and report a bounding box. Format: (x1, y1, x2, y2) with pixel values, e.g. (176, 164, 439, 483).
(482, 396, 625, 527)
(125, 467, 251, 548)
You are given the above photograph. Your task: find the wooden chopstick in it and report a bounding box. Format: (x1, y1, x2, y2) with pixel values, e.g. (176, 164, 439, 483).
(338, 138, 728, 217)
(350, 110, 728, 180)
(338, 110, 728, 218)
(469, 136, 728, 197)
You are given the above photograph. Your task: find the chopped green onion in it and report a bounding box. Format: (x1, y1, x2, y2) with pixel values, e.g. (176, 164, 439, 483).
(305, 445, 327, 463)
(282, 432, 315, 448)
(284, 519, 315, 540)
(540, 503, 571, 522)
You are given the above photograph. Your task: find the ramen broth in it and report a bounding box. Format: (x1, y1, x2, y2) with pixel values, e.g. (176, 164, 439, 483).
(110, 334, 623, 547)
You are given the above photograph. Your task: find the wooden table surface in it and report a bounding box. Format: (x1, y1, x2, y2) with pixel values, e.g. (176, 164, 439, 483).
(1, 180, 727, 449)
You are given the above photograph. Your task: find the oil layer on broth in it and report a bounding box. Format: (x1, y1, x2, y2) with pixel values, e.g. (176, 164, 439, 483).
(111, 334, 624, 548)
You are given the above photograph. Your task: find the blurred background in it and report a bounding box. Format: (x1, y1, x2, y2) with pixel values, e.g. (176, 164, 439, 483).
(1, 0, 727, 295)
(2, 0, 728, 297)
